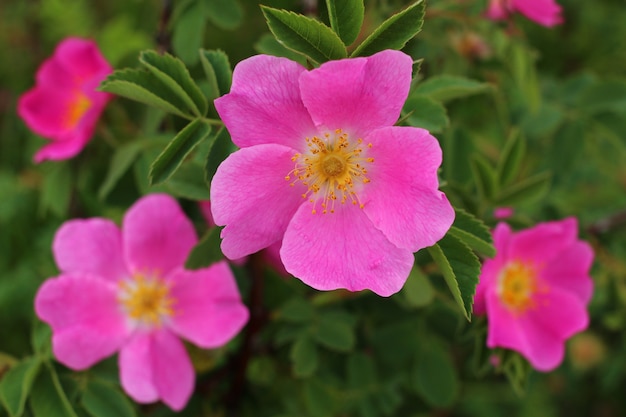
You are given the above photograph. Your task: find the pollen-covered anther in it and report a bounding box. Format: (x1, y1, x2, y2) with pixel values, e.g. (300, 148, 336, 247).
(118, 273, 175, 327)
(497, 261, 548, 314)
(286, 129, 373, 214)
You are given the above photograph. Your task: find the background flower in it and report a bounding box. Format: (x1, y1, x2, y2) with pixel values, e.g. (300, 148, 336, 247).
(17, 37, 113, 163)
(211, 50, 454, 297)
(35, 194, 249, 410)
(474, 218, 593, 371)
(486, 0, 563, 27)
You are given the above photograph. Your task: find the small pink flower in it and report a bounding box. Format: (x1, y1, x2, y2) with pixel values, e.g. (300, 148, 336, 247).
(211, 50, 455, 296)
(18, 37, 113, 163)
(494, 207, 514, 219)
(35, 194, 249, 410)
(485, 0, 563, 27)
(474, 218, 593, 371)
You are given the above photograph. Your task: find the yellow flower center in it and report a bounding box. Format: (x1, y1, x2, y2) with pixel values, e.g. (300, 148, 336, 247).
(65, 92, 92, 128)
(285, 129, 373, 214)
(118, 274, 175, 327)
(497, 261, 546, 314)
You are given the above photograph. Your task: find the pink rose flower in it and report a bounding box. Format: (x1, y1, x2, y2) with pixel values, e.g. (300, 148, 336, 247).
(210, 50, 455, 296)
(474, 218, 593, 371)
(35, 194, 249, 410)
(485, 0, 563, 27)
(18, 37, 113, 163)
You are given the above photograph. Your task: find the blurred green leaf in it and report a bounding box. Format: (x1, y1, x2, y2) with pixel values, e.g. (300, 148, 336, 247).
(139, 50, 208, 117)
(99, 140, 150, 200)
(399, 266, 435, 308)
(278, 298, 315, 323)
(172, 1, 205, 65)
(495, 172, 552, 206)
(449, 209, 496, 258)
(290, 336, 318, 378)
(347, 353, 376, 390)
(0, 358, 41, 417)
(413, 343, 459, 407)
(403, 95, 450, 133)
(29, 364, 78, 417)
(261, 6, 347, 64)
(427, 234, 480, 321)
(351, 0, 425, 57)
(98, 16, 153, 66)
(204, 127, 235, 185)
(304, 379, 334, 417)
(579, 80, 626, 114)
(184, 227, 223, 270)
(39, 163, 72, 218)
(148, 119, 211, 185)
(99, 68, 192, 119)
(254, 34, 308, 66)
(325, 0, 364, 45)
(414, 75, 491, 103)
(205, 0, 243, 30)
(163, 162, 211, 200)
(496, 129, 526, 187)
(470, 155, 498, 202)
(314, 312, 355, 352)
(82, 380, 136, 417)
(199, 49, 232, 98)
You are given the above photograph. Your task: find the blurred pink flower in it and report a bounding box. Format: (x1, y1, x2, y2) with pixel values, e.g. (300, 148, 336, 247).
(474, 218, 593, 371)
(494, 207, 514, 219)
(485, 0, 563, 27)
(211, 50, 454, 296)
(35, 194, 249, 410)
(18, 37, 113, 163)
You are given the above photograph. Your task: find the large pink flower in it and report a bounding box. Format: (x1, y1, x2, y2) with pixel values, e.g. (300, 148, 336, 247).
(34, 194, 249, 410)
(211, 50, 455, 297)
(474, 218, 593, 371)
(485, 0, 563, 27)
(18, 37, 113, 163)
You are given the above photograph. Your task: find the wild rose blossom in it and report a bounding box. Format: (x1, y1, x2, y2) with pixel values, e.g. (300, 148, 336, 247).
(35, 194, 249, 410)
(211, 50, 455, 296)
(18, 37, 113, 163)
(474, 218, 593, 371)
(485, 0, 563, 27)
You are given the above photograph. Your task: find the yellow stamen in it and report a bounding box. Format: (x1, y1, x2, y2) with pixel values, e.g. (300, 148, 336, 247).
(497, 261, 547, 314)
(286, 129, 373, 214)
(65, 92, 92, 128)
(118, 273, 175, 327)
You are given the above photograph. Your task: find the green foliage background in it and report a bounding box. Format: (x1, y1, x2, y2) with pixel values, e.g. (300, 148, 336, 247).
(1, 0, 626, 416)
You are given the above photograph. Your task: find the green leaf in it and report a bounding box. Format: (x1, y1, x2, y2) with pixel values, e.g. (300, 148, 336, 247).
(29, 364, 78, 417)
(172, 0, 205, 65)
(325, 0, 364, 45)
(496, 129, 526, 187)
(0, 358, 41, 417)
(98, 140, 149, 200)
(495, 172, 552, 206)
(204, 127, 235, 185)
(39, 163, 72, 218)
(351, 0, 425, 57)
(314, 312, 355, 352)
(82, 380, 136, 417)
(304, 379, 334, 417)
(254, 34, 308, 66)
(163, 162, 211, 200)
(261, 6, 347, 64)
(448, 209, 496, 258)
(99, 68, 192, 119)
(347, 353, 376, 390)
(399, 266, 434, 308)
(579, 79, 626, 114)
(205, 0, 243, 30)
(277, 298, 315, 323)
(148, 119, 211, 185)
(184, 227, 223, 270)
(290, 336, 318, 378)
(427, 234, 481, 321)
(139, 50, 208, 117)
(413, 343, 459, 407)
(403, 95, 450, 133)
(470, 154, 498, 201)
(414, 75, 491, 103)
(199, 49, 232, 97)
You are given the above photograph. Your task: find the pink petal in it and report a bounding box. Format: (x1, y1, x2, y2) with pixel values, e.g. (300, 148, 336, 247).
(210, 144, 307, 259)
(123, 194, 197, 277)
(281, 203, 415, 296)
(53, 218, 128, 281)
(476, 223, 514, 315)
(34, 275, 128, 370)
(120, 331, 194, 411)
(32, 131, 92, 163)
(215, 55, 316, 149)
(299, 50, 412, 137)
(17, 87, 77, 138)
(541, 241, 594, 303)
(512, 0, 563, 26)
(485, 0, 510, 20)
(508, 218, 578, 265)
(485, 289, 527, 352)
(52, 38, 114, 81)
(361, 126, 454, 251)
(168, 263, 249, 348)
